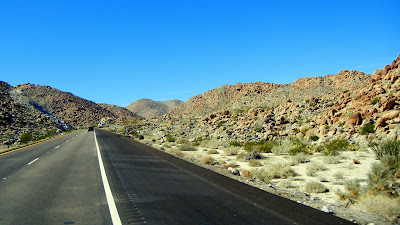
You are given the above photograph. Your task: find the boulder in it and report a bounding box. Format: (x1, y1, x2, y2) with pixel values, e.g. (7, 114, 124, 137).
(382, 110, 400, 121)
(381, 98, 396, 111)
(346, 113, 362, 127)
(376, 118, 386, 127)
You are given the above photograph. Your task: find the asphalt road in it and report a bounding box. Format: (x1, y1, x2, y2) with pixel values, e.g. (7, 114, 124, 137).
(0, 129, 353, 225)
(0, 131, 111, 225)
(96, 129, 353, 225)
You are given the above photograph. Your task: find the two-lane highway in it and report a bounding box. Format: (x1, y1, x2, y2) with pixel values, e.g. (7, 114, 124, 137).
(0, 131, 111, 224)
(0, 129, 353, 225)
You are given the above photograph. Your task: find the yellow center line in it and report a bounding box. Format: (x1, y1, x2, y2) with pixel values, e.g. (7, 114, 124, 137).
(0, 130, 80, 156)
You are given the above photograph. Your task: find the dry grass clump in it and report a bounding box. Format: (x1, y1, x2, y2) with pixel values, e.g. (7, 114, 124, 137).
(356, 195, 400, 222)
(178, 145, 197, 151)
(166, 149, 184, 157)
(207, 149, 219, 154)
(201, 139, 229, 149)
(223, 147, 240, 156)
(323, 155, 341, 164)
(306, 162, 327, 176)
(223, 163, 239, 169)
(304, 181, 329, 193)
(336, 181, 360, 204)
(291, 152, 310, 165)
(162, 144, 171, 149)
(241, 170, 253, 178)
(201, 156, 217, 165)
(252, 163, 295, 182)
(248, 159, 263, 167)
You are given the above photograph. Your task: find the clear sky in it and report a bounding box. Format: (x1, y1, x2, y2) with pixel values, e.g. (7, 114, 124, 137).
(1, 1, 399, 107)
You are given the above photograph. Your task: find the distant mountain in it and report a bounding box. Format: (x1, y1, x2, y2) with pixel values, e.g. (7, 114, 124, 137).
(126, 99, 184, 119)
(98, 103, 144, 121)
(15, 84, 142, 127)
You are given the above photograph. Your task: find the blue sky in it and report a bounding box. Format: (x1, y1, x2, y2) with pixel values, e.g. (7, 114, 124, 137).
(1, 1, 399, 106)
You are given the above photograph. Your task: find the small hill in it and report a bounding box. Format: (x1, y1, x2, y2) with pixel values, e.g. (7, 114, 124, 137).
(16, 84, 141, 127)
(126, 99, 183, 119)
(0, 81, 66, 146)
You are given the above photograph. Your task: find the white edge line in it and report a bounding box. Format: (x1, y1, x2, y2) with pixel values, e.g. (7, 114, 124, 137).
(94, 130, 122, 225)
(28, 158, 39, 165)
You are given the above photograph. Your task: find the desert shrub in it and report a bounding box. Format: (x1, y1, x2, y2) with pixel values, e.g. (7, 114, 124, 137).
(291, 153, 310, 165)
(166, 149, 184, 157)
(256, 140, 276, 153)
(225, 130, 233, 135)
(248, 159, 263, 167)
(370, 139, 400, 162)
(207, 149, 218, 154)
(322, 139, 350, 156)
(252, 163, 295, 182)
(162, 144, 171, 149)
(254, 126, 263, 132)
(334, 172, 345, 180)
(176, 138, 188, 144)
(236, 152, 247, 161)
(359, 123, 375, 135)
(323, 156, 341, 164)
(223, 147, 239, 156)
(304, 181, 329, 193)
(306, 162, 327, 176)
(288, 138, 309, 156)
(179, 145, 196, 151)
(202, 140, 228, 149)
(337, 181, 361, 204)
(356, 194, 400, 222)
(245, 150, 265, 161)
(310, 135, 319, 141)
(241, 170, 253, 178)
(19, 132, 32, 144)
(366, 162, 399, 197)
(370, 97, 380, 105)
(229, 141, 242, 147)
(244, 142, 256, 152)
(223, 163, 238, 169)
(201, 156, 217, 165)
(166, 134, 176, 142)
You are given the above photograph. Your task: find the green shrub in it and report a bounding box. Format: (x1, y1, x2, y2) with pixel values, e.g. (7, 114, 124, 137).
(370, 139, 400, 162)
(176, 138, 188, 144)
(179, 145, 196, 151)
(166, 134, 176, 142)
(306, 162, 327, 176)
(359, 123, 375, 135)
(225, 130, 233, 135)
(370, 97, 380, 105)
(229, 141, 242, 147)
(256, 141, 276, 153)
(310, 135, 319, 141)
(322, 139, 350, 156)
(288, 138, 309, 156)
(19, 132, 32, 144)
(254, 126, 263, 132)
(244, 142, 256, 152)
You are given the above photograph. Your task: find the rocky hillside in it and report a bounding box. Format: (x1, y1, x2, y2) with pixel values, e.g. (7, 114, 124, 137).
(0, 82, 66, 146)
(16, 84, 141, 127)
(167, 70, 370, 118)
(98, 103, 143, 122)
(131, 55, 400, 147)
(126, 98, 183, 119)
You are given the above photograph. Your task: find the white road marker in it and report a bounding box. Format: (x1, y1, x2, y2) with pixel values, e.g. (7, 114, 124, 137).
(94, 130, 122, 225)
(28, 158, 39, 165)
(55, 145, 60, 149)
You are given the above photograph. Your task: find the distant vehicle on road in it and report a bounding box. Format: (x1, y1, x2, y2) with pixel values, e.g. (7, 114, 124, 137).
(88, 127, 94, 131)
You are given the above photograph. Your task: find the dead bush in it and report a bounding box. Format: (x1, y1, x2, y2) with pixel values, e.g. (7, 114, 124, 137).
(304, 181, 329, 193)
